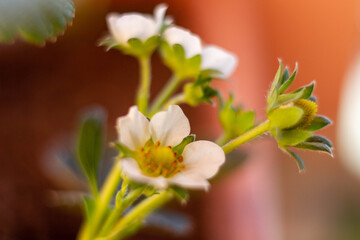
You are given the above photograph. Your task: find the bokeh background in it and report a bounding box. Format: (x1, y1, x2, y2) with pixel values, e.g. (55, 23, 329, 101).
(1, 0, 360, 239)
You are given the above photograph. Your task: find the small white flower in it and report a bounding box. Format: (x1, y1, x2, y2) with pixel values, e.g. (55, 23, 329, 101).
(117, 105, 225, 190)
(201, 45, 238, 79)
(107, 4, 168, 45)
(163, 26, 202, 59)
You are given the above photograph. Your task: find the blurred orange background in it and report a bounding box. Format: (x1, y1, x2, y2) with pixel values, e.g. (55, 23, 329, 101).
(1, 0, 360, 239)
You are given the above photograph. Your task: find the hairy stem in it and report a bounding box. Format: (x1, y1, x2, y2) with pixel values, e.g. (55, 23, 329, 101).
(78, 162, 122, 240)
(136, 57, 151, 114)
(222, 120, 271, 154)
(99, 191, 173, 240)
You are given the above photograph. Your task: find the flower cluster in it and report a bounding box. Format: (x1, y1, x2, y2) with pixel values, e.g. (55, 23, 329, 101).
(104, 4, 237, 80)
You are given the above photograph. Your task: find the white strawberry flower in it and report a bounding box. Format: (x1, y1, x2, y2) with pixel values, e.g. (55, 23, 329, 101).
(201, 45, 238, 79)
(163, 26, 202, 59)
(117, 105, 225, 190)
(107, 4, 168, 46)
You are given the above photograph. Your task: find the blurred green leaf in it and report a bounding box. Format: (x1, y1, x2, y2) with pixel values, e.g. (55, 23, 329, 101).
(0, 0, 74, 45)
(83, 196, 96, 223)
(268, 106, 304, 129)
(307, 115, 331, 131)
(77, 107, 106, 195)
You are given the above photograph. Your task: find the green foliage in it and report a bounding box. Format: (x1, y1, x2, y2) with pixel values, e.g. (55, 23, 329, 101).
(219, 95, 255, 140)
(0, 0, 74, 45)
(100, 36, 160, 58)
(266, 61, 333, 170)
(77, 108, 106, 195)
(160, 41, 201, 79)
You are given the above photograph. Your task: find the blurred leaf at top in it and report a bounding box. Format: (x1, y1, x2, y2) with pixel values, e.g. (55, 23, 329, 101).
(0, 0, 75, 45)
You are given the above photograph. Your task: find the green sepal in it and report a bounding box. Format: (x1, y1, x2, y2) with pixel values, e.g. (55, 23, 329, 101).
(285, 148, 305, 171)
(173, 135, 195, 155)
(268, 106, 304, 129)
(306, 115, 332, 131)
(305, 135, 332, 148)
(77, 108, 106, 195)
(267, 59, 283, 104)
(170, 186, 189, 204)
(292, 81, 315, 100)
(114, 142, 135, 158)
(0, 0, 74, 45)
(273, 128, 312, 147)
(295, 142, 333, 156)
(279, 63, 298, 94)
(160, 41, 201, 79)
(100, 36, 160, 58)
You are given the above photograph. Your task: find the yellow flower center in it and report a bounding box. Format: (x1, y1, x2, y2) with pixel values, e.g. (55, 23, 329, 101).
(135, 141, 186, 178)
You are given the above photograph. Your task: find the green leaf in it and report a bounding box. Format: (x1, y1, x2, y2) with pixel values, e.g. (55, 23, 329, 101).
(292, 81, 315, 100)
(295, 142, 333, 156)
(307, 115, 331, 131)
(280, 67, 290, 85)
(268, 106, 304, 129)
(286, 149, 305, 171)
(276, 129, 312, 146)
(170, 186, 189, 203)
(305, 135, 332, 148)
(0, 0, 74, 45)
(173, 135, 195, 155)
(83, 196, 96, 223)
(77, 108, 106, 195)
(267, 60, 283, 104)
(279, 63, 298, 94)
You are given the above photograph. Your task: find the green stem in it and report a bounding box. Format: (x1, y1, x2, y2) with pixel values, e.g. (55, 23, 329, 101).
(99, 191, 173, 240)
(78, 162, 122, 240)
(149, 75, 182, 116)
(163, 93, 186, 110)
(216, 133, 229, 146)
(136, 57, 151, 114)
(222, 120, 271, 154)
(98, 187, 145, 237)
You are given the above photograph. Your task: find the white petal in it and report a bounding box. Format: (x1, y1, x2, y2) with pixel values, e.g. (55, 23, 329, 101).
(107, 13, 157, 45)
(121, 158, 169, 189)
(117, 106, 150, 151)
(182, 140, 225, 179)
(163, 26, 202, 59)
(168, 172, 210, 190)
(150, 105, 190, 147)
(153, 4, 168, 32)
(201, 45, 238, 79)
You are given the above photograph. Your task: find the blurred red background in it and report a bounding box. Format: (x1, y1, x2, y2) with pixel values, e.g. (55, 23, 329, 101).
(1, 0, 360, 239)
